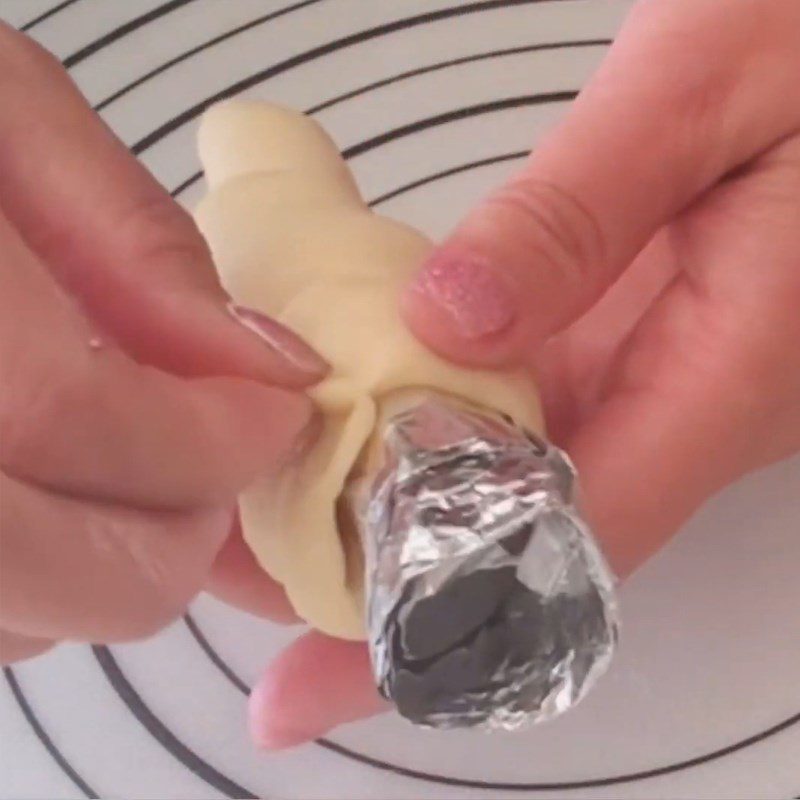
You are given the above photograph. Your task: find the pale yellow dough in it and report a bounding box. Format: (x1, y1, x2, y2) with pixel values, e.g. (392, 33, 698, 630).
(194, 101, 543, 639)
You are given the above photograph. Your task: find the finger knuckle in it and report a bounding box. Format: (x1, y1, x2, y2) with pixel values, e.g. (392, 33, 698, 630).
(116, 194, 213, 280)
(485, 177, 607, 289)
(617, 4, 748, 169)
(92, 525, 205, 643)
(0, 357, 88, 478)
(661, 63, 736, 151)
(100, 509, 227, 643)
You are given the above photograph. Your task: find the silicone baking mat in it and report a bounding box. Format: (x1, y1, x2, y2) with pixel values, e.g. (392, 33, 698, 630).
(0, 2, 798, 798)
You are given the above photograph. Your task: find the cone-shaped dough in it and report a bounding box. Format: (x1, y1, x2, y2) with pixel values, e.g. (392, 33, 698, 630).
(194, 101, 543, 639)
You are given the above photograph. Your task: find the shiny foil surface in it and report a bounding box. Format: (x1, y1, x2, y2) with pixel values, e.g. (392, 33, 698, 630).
(358, 397, 619, 730)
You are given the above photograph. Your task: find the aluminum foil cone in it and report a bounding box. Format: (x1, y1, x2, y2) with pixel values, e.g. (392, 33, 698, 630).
(356, 396, 619, 730)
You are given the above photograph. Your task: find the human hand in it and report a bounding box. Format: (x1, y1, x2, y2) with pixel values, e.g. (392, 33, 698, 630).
(0, 24, 325, 664)
(248, 0, 800, 748)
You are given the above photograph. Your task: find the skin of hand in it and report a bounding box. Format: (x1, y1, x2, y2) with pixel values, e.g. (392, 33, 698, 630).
(248, 0, 800, 749)
(0, 23, 328, 664)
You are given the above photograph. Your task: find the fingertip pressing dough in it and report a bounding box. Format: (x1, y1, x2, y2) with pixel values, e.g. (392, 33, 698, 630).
(194, 101, 543, 640)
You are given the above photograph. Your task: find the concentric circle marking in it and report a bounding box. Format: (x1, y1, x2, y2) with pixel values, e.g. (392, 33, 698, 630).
(3, 667, 98, 799)
(129, 0, 580, 155)
(91, 647, 257, 800)
(8, 2, 799, 795)
(169, 91, 575, 200)
(19, 0, 81, 32)
(93, 0, 324, 112)
(307, 38, 610, 116)
(61, 0, 198, 68)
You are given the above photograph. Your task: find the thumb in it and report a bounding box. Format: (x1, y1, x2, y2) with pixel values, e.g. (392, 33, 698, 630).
(402, 0, 800, 367)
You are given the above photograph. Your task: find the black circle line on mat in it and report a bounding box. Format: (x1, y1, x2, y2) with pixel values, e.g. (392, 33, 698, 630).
(183, 614, 249, 695)
(93, 0, 324, 112)
(168, 90, 577, 200)
(96, 26, 606, 116)
(3, 666, 99, 799)
(19, 0, 81, 32)
(61, 0, 199, 69)
(10, 0, 796, 792)
(128, 0, 580, 156)
(306, 38, 610, 116)
(343, 91, 576, 160)
(166, 31, 594, 198)
(185, 603, 800, 793)
(367, 151, 530, 208)
(90, 646, 257, 799)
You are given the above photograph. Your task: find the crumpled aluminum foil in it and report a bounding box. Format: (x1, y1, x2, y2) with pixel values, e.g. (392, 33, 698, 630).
(355, 395, 619, 730)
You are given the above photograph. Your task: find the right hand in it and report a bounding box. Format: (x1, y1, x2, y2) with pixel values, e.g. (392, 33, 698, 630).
(246, 0, 800, 749)
(0, 23, 325, 664)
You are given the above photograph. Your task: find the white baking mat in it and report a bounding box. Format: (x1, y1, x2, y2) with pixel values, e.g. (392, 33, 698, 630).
(0, 2, 798, 798)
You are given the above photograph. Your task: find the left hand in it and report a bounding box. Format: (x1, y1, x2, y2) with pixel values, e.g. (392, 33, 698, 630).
(0, 23, 323, 662)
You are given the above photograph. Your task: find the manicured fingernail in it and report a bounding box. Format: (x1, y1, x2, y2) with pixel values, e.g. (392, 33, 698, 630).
(228, 303, 329, 378)
(410, 252, 515, 338)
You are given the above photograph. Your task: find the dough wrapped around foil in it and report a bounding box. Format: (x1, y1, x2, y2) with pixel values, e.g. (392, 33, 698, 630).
(193, 101, 618, 728)
(354, 395, 619, 729)
(195, 101, 544, 641)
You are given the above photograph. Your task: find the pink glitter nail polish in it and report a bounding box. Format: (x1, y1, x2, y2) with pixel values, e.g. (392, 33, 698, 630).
(412, 253, 515, 339)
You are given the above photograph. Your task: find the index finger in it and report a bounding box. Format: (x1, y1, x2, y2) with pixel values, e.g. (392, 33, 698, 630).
(0, 23, 319, 386)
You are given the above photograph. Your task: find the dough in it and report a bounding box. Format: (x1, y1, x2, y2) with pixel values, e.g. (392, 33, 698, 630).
(194, 101, 543, 639)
